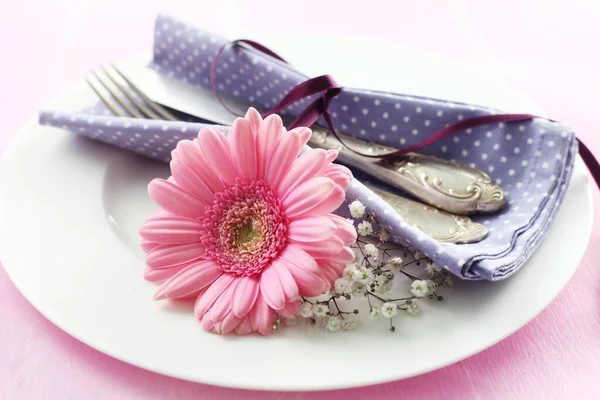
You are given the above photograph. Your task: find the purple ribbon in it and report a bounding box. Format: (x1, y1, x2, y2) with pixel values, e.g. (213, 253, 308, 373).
(211, 41, 600, 190)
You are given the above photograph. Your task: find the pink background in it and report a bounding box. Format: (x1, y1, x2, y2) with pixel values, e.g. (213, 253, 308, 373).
(1, 0, 600, 398)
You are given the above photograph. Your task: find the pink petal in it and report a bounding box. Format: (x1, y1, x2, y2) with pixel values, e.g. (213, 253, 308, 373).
(143, 264, 188, 282)
(279, 244, 327, 297)
(229, 117, 257, 181)
(146, 243, 205, 269)
(249, 292, 275, 336)
(244, 107, 263, 136)
(296, 236, 345, 258)
(200, 313, 215, 331)
(264, 130, 303, 187)
(172, 140, 223, 193)
(260, 264, 286, 310)
(194, 273, 236, 319)
(277, 149, 327, 199)
(329, 215, 358, 245)
(318, 261, 343, 286)
(232, 276, 260, 318)
(141, 239, 160, 253)
(219, 311, 241, 334)
(288, 216, 337, 243)
(170, 160, 215, 204)
(322, 164, 352, 190)
(324, 246, 356, 264)
(148, 178, 207, 219)
(288, 127, 312, 146)
(291, 185, 346, 220)
(276, 301, 301, 318)
(324, 149, 338, 163)
(281, 177, 336, 218)
(256, 114, 282, 179)
(197, 128, 236, 186)
(139, 215, 204, 244)
(154, 259, 222, 300)
(235, 316, 255, 335)
(272, 258, 300, 302)
(209, 278, 239, 322)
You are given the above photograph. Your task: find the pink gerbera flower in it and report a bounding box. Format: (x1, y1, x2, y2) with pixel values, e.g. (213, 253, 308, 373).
(139, 108, 356, 335)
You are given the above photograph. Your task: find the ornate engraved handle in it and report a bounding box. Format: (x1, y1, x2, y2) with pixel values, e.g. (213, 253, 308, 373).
(309, 129, 505, 215)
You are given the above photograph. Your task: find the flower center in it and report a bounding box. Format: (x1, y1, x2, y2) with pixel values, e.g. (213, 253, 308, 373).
(201, 180, 288, 276)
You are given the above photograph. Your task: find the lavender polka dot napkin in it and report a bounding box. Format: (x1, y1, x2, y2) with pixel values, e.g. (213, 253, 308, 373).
(39, 14, 578, 281)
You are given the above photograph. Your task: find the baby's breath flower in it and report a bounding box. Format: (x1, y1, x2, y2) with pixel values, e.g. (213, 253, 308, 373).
(346, 218, 355, 227)
(357, 221, 373, 236)
(425, 262, 442, 275)
(369, 308, 381, 319)
(381, 302, 398, 318)
(334, 278, 351, 293)
(410, 279, 429, 297)
(379, 229, 389, 242)
(348, 200, 366, 218)
(407, 300, 421, 316)
(286, 316, 298, 326)
(327, 315, 342, 331)
(414, 250, 425, 260)
(342, 317, 357, 331)
(300, 302, 314, 318)
(355, 267, 374, 284)
(444, 274, 454, 287)
(313, 303, 329, 317)
(343, 263, 360, 280)
(378, 278, 393, 294)
(364, 243, 379, 259)
(426, 280, 438, 294)
(388, 256, 404, 270)
(351, 282, 368, 297)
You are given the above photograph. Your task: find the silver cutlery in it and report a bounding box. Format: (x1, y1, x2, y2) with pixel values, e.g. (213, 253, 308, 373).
(85, 64, 491, 243)
(365, 185, 488, 244)
(309, 129, 505, 215)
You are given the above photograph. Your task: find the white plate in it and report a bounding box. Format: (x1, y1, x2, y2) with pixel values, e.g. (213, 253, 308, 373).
(0, 36, 593, 391)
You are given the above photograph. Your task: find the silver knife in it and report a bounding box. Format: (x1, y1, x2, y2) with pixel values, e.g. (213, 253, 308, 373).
(310, 128, 505, 215)
(366, 185, 488, 244)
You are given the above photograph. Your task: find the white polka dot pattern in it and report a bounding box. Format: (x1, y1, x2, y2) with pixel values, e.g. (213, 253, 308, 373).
(38, 14, 578, 281)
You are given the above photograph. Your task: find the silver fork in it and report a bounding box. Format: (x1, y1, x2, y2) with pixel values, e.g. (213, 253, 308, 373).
(85, 64, 488, 243)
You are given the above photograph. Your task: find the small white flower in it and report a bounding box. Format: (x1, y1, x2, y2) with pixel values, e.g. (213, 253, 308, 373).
(341, 317, 357, 331)
(313, 303, 329, 317)
(351, 282, 368, 297)
(357, 221, 373, 236)
(369, 308, 381, 319)
(444, 274, 454, 287)
(334, 278, 351, 293)
(300, 302, 314, 318)
(364, 243, 379, 259)
(379, 229, 389, 242)
(348, 200, 366, 218)
(426, 262, 442, 275)
(388, 256, 404, 270)
(407, 300, 421, 316)
(355, 267, 374, 284)
(378, 278, 393, 294)
(426, 280, 438, 293)
(343, 263, 360, 280)
(346, 218, 355, 227)
(286, 316, 298, 326)
(327, 315, 342, 331)
(410, 280, 429, 297)
(414, 250, 425, 260)
(381, 302, 398, 318)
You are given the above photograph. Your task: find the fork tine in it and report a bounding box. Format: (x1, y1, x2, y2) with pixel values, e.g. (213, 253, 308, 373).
(86, 77, 126, 117)
(92, 70, 144, 119)
(101, 66, 160, 120)
(109, 63, 179, 121)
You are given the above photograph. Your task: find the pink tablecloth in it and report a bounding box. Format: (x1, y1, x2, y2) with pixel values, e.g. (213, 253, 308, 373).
(1, 1, 599, 399)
